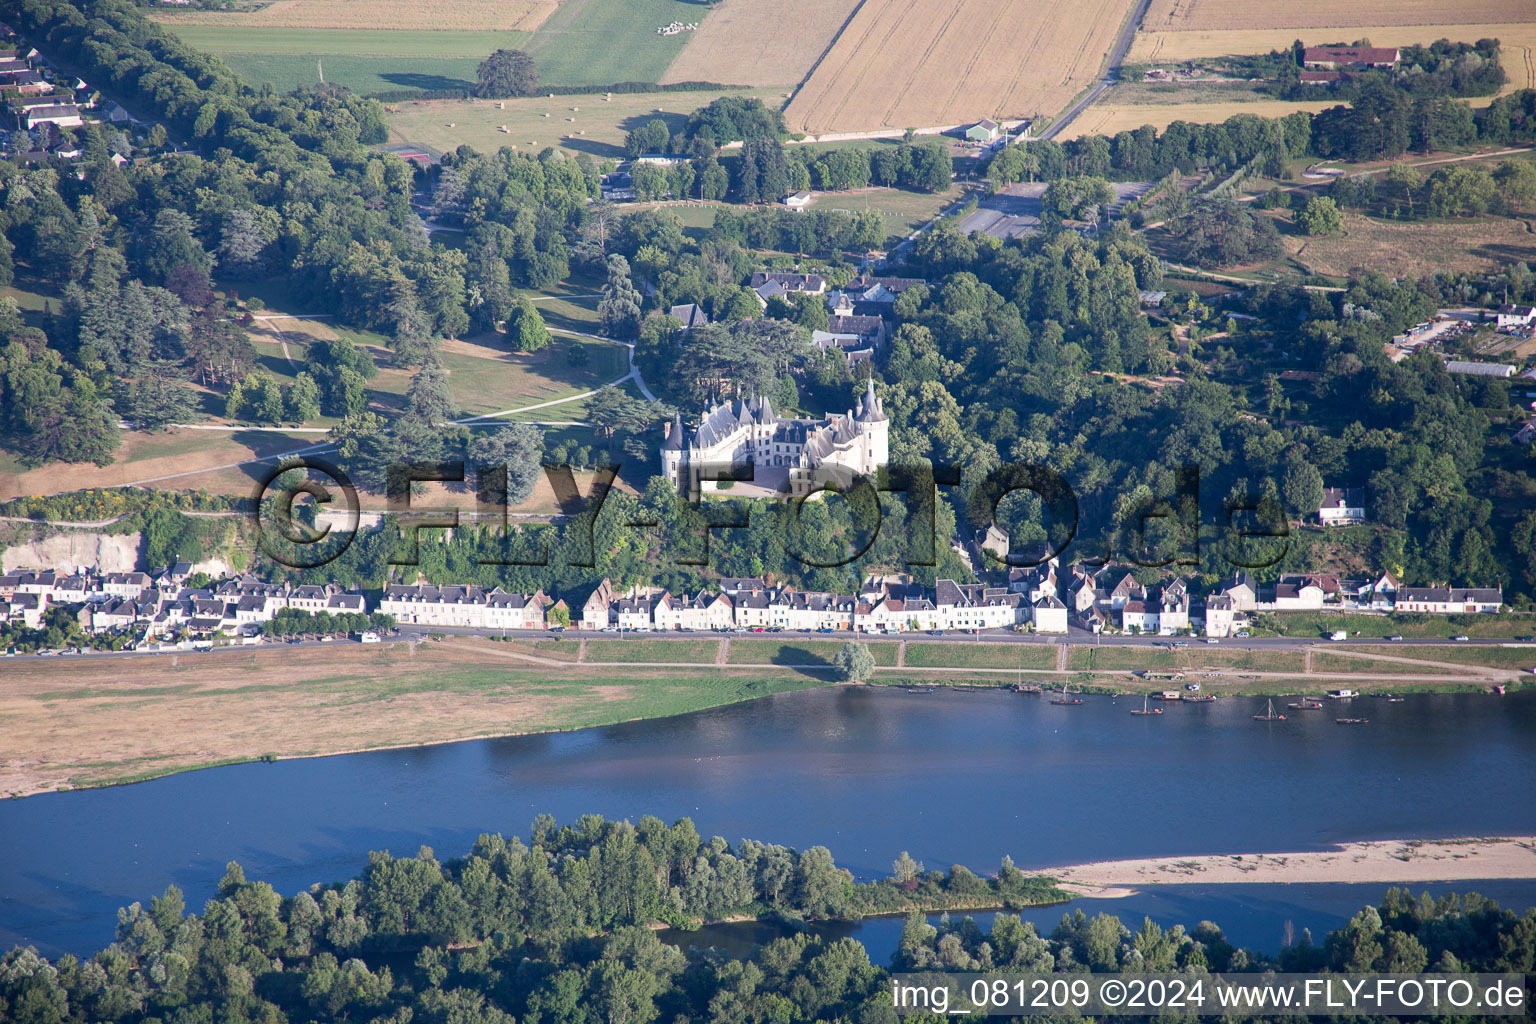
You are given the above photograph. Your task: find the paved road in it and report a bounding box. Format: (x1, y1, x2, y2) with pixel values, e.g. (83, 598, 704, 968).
(1038, 0, 1155, 141)
(10, 625, 1532, 662)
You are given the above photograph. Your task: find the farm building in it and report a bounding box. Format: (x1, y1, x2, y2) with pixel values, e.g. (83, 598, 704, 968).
(966, 118, 1000, 142)
(1302, 46, 1399, 70)
(1298, 70, 1343, 85)
(1496, 304, 1536, 328)
(4, 71, 51, 96)
(1446, 360, 1515, 378)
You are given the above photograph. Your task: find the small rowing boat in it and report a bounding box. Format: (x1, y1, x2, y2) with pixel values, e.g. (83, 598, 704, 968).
(1336, 717, 1369, 725)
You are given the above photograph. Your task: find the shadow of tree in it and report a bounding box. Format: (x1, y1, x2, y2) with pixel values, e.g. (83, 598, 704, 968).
(379, 72, 475, 93)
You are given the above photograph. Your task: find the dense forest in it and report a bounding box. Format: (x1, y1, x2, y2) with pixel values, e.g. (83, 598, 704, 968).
(1, 816, 1532, 1024)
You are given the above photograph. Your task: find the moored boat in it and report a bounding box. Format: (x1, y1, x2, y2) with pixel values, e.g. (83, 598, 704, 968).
(1130, 694, 1163, 716)
(1336, 717, 1370, 725)
(1050, 681, 1082, 705)
(1253, 698, 1286, 721)
(1287, 699, 1325, 710)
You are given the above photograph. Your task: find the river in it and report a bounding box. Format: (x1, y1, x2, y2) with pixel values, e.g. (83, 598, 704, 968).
(3, 687, 1534, 958)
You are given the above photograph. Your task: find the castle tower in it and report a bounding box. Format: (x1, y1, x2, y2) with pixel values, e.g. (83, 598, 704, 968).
(854, 378, 889, 474)
(662, 411, 686, 489)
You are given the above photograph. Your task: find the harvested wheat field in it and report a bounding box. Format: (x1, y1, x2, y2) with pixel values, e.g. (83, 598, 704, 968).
(1141, 0, 1531, 33)
(661, 0, 861, 88)
(1287, 211, 1536, 280)
(1058, 99, 1336, 139)
(1132, 22, 1536, 78)
(785, 0, 1140, 134)
(153, 0, 557, 32)
(0, 638, 825, 797)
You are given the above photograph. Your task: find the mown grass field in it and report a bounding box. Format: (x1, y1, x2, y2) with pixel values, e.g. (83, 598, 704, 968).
(386, 87, 780, 161)
(725, 639, 900, 667)
(801, 184, 961, 239)
(583, 639, 723, 664)
(903, 642, 1059, 669)
(153, 0, 556, 31)
(1068, 646, 1308, 673)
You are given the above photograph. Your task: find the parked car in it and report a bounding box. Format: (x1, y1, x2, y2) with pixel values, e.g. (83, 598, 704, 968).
(1204, 638, 1220, 644)
(930, 630, 945, 636)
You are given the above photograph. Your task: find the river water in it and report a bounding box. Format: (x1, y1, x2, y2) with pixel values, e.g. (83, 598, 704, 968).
(3, 687, 1534, 958)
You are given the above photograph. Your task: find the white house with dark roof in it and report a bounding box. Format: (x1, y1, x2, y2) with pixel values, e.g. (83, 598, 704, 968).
(1318, 486, 1365, 525)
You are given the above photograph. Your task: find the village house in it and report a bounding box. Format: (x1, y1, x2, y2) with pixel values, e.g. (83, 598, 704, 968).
(812, 313, 887, 369)
(378, 582, 548, 629)
(1393, 586, 1503, 614)
(653, 590, 734, 631)
(1318, 486, 1366, 526)
(667, 303, 708, 332)
(1120, 600, 1158, 634)
(1204, 594, 1236, 638)
(1514, 417, 1536, 445)
(21, 103, 81, 130)
(1032, 594, 1068, 633)
(749, 271, 827, 296)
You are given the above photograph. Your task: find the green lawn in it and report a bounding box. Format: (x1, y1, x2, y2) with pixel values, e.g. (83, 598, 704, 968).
(726, 639, 899, 667)
(158, 26, 534, 95)
(583, 638, 722, 664)
(802, 185, 960, 241)
(1068, 646, 1307, 673)
(903, 642, 1058, 670)
(523, 0, 706, 87)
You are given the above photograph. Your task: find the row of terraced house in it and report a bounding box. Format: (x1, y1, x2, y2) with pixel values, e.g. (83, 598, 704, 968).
(0, 564, 364, 636)
(1066, 566, 1503, 637)
(575, 573, 1070, 633)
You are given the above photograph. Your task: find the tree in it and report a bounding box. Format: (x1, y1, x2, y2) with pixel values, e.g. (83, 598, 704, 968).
(1385, 161, 1423, 217)
(474, 49, 538, 98)
(285, 371, 321, 422)
(468, 423, 545, 505)
(1296, 195, 1344, 236)
(218, 209, 267, 277)
(625, 119, 670, 159)
(891, 851, 921, 883)
(599, 254, 643, 340)
(405, 361, 457, 424)
(832, 642, 876, 682)
(506, 299, 553, 352)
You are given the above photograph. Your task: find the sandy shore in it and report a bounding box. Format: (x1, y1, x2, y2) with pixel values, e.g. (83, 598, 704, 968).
(1050, 837, 1536, 893)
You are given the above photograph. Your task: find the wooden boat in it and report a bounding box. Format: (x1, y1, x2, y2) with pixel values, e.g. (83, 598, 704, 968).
(1050, 681, 1083, 706)
(906, 686, 934, 693)
(1012, 683, 1042, 695)
(1371, 693, 1405, 702)
(1252, 698, 1286, 721)
(1130, 694, 1163, 716)
(1287, 699, 1325, 710)
(1183, 693, 1216, 702)
(1336, 717, 1370, 725)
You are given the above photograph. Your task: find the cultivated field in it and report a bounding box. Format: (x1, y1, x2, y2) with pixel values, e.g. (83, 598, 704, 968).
(386, 88, 782, 161)
(660, 0, 862, 88)
(151, 0, 557, 32)
(1285, 211, 1536, 281)
(1140, 0, 1531, 33)
(1057, 99, 1336, 139)
(784, 0, 1141, 134)
(160, 0, 714, 95)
